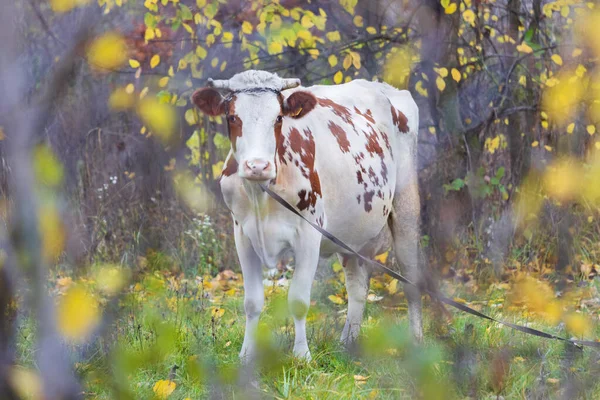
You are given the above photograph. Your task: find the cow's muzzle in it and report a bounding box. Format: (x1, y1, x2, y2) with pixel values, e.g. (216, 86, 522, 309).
(242, 158, 274, 181)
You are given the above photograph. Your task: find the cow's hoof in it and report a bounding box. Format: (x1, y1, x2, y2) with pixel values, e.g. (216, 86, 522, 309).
(293, 346, 312, 362)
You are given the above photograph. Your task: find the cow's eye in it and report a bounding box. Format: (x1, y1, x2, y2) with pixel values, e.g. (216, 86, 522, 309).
(228, 115, 236, 123)
(276, 115, 283, 124)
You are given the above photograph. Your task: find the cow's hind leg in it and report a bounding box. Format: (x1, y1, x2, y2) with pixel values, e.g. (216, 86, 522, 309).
(389, 181, 423, 342)
(340, 255, 370, 348)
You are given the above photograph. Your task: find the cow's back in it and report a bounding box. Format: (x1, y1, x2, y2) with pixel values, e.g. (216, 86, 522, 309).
(281, 80, 418, 255)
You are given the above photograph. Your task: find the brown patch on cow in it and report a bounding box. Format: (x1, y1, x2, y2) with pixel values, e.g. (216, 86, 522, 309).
(285, 127, 322, 212)
(379, 129, 392, 153)
(317, 98, 354, 127)
(285, 91, 317, 119)
(192, 87, 225, 116)
(380, 161, 388, 184)
(221, 156, 238, 177)
(390, 106, 409, 133)
(356, 170, 363, 184)
(383, 205, 388, 217)
(354, 107, 376, 124)
(328, 121, 350, 153)
(364, 190, 375, 212)
(364, 125, 384, 158)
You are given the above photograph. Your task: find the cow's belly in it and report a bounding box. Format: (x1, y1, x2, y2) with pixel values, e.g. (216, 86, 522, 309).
(317, 155, 397, 256)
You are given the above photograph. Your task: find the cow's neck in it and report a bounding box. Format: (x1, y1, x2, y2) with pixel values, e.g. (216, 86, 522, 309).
(241, 179, 271, 263)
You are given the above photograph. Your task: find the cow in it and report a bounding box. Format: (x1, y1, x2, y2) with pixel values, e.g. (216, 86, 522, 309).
(192, 70, 421, 361)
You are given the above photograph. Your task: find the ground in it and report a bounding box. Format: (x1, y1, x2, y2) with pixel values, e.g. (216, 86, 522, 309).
(15, 239, 600, 399)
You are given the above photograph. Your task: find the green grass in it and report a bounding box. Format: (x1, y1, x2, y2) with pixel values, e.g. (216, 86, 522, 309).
(15, 265, 600, 399)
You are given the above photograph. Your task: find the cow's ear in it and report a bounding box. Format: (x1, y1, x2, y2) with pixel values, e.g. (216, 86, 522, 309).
(284, 91, 317, 119)
(192, 88, 226, 116)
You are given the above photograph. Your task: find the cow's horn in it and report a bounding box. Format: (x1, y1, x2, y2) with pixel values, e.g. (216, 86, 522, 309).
(207, 78, 232, 90)
(281, 78, 301, 90)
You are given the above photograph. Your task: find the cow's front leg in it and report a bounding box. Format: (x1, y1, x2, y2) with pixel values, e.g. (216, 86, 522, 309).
(288, 232, 321, 360)
(234, 222, 264, 362)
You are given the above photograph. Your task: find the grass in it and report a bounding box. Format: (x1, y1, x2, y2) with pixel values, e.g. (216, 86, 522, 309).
(15, 257, 600, 400)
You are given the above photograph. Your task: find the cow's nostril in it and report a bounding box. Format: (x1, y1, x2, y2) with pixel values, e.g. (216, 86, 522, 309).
(244, 159, 271, 176)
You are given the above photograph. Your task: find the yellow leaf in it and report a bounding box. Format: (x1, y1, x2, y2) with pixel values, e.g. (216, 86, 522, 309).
(532, 141, 539, 147)
(353, 15, 364, 27)
(451, 68, 461, 82)
(572, 48, 582, 58)
(196, 45, 207, 59)
(516, 42, 533, 53)
(436, 76, 446, 91)
(565, 313, 591, 336)
(587, 125, 596, 135)
(415, 80, 428, 97)
(242, 21, 253, 35)
(354, 375, 369, 385)
(0, 126, 5, 141)
(333, 71, 343, 84)
(326, 31, 341, 42)
(50, 0, 88, 13)
(342, 54, 352, 70)
(462, 9, 476, 26)
(95, 265, 127, 296)
(158, 77, 169, 88)
(268, 41, 283, 55)
(211, 307, 225, 318)
(184, 109, 198, 125)
(150, 54, 160, 69)
(518, 75, 527, 87)
(212, 161, 224, 179)
(108, 87, 135, 111)
(129, 59, 140, 68)
(137, 97, 176, 142)
(34, 145, 64, 188)
(301, 15, 314, 28)
(366, 26, 377, 34)
(542, 68, 584, 127)
(328, 54, 338, 67)
(9, 367, 42, 400)
(388, 279, 399, 295)
(350, 52, 361, 69)
(340, 0, 358, 14)
(57, 286, 100, 342)
(145, 28, 155, 41)
(543, 159, 583, 201)
(153, 380, 176, 399)
(375, 251, 388, 264)
(551, 54, 563, 66)
(86, 32, 128, 72)
(436, 67, 448, 78)
(383, 46, 414, 89)
(567, 122, 575, 134)
(445, 3, 457, 14)
(328, 294, 345, 305)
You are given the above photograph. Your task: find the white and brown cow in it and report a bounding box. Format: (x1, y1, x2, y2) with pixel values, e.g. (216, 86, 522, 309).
(192, 70, 421, 361)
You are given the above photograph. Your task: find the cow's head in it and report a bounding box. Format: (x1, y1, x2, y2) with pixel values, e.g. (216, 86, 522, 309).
(191, 70, 317, 181)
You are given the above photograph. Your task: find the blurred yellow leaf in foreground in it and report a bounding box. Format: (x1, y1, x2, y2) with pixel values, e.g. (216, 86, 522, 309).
(137, 97, 176, 142)
(86, 32, 128, 72)
(57, 286, 100, 342)
(9, 367, 41, 400)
